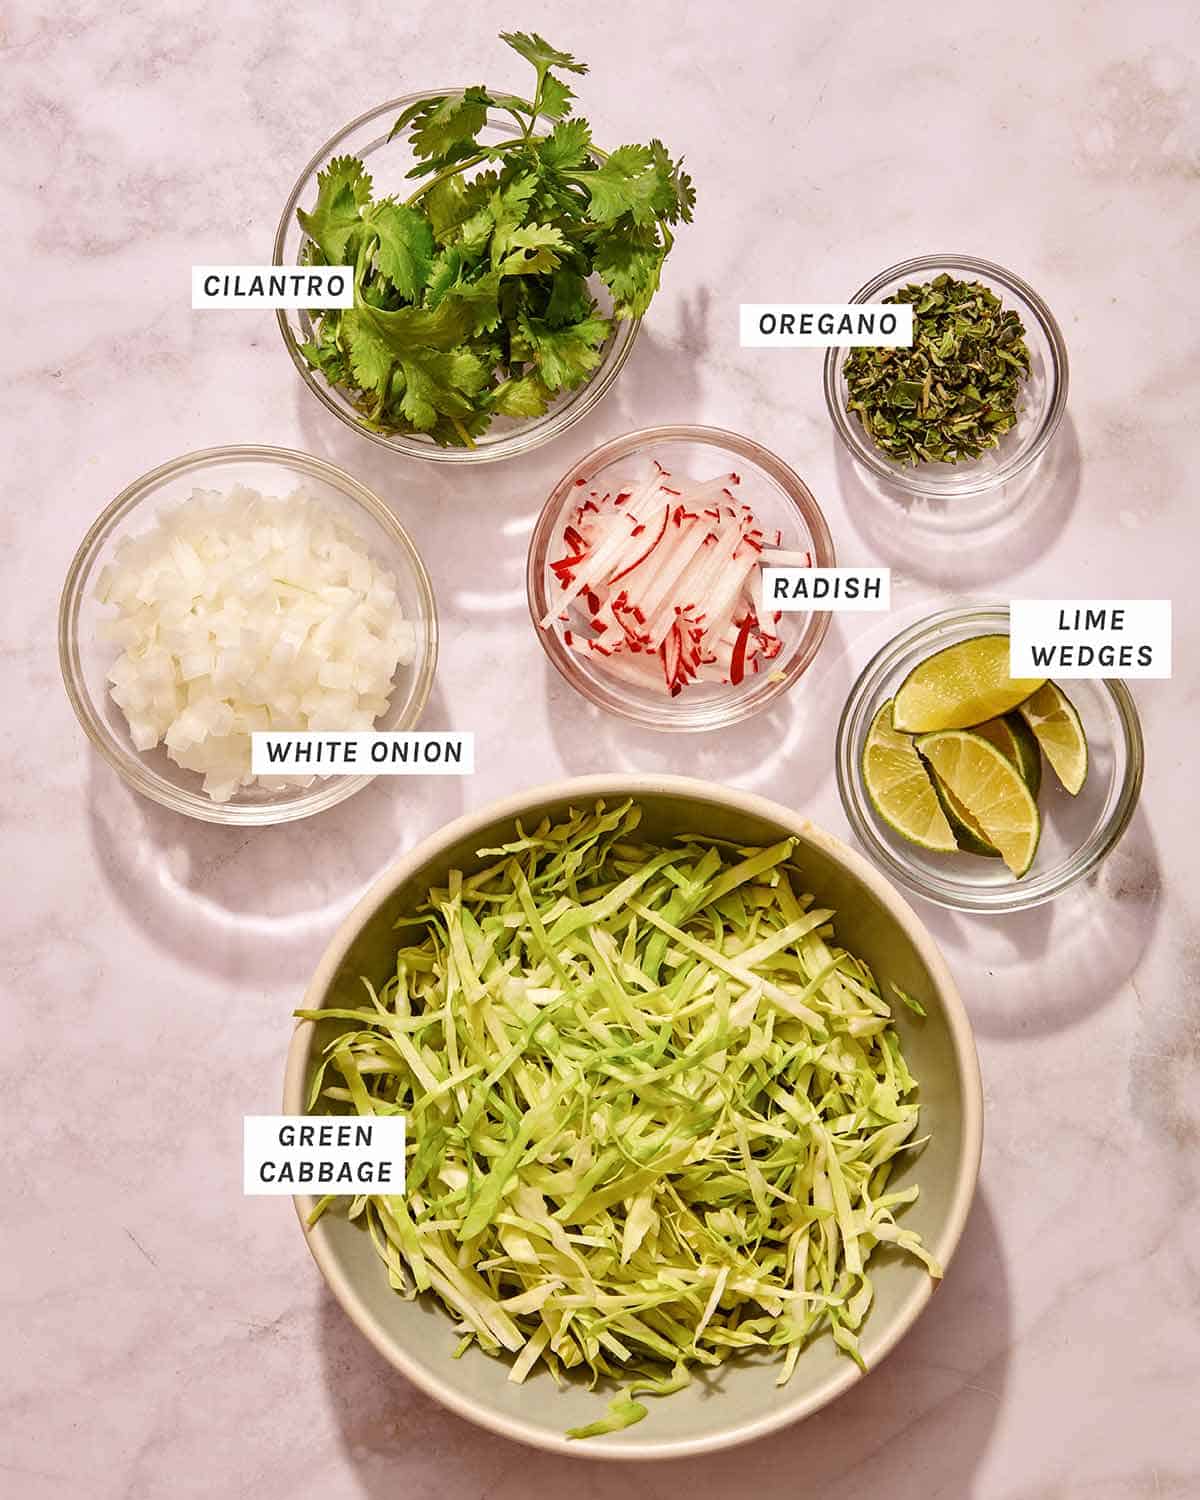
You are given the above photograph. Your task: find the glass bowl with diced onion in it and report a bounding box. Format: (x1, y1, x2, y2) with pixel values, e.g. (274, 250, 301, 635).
(526, 425, 836, 731)
(58, 445, 438, 825)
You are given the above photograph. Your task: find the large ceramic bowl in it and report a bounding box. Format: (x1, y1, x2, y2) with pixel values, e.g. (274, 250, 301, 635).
(283, 775, 983, 1459)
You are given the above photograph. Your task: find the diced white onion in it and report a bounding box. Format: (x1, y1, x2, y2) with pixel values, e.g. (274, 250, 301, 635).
(99, 484, 416, 802)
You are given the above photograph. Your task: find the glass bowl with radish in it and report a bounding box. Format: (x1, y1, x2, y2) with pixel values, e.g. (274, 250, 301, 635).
(527, 426, 835, 730)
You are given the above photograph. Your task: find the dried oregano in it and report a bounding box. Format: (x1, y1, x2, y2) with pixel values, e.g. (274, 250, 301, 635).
(844, 274, 1031, 465)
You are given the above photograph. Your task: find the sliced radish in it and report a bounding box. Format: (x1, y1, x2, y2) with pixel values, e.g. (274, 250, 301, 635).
(542, 462, 807, 701)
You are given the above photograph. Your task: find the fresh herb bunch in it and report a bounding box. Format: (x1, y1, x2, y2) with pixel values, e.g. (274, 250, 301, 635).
(844, 274, 1031, 465)
(296, 32, 694, 447)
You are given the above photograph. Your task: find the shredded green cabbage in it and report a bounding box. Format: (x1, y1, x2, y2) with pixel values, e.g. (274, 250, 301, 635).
(298, 799, 940, 1437)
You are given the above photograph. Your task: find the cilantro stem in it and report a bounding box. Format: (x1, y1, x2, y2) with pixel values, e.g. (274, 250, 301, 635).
(402, 141, 528, 208)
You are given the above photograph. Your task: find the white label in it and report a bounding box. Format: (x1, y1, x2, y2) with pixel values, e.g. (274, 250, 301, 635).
(763, 567, 891, 612)
(192, 266, 355, 308)
(1009, 600, 1171, 678)
(740, 304, 913, 348)
(243, 1115, 406, 1195)
(250, 730, 475, 775)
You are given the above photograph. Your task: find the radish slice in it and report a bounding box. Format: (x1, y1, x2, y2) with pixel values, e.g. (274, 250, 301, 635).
(542, 463, 808, 700)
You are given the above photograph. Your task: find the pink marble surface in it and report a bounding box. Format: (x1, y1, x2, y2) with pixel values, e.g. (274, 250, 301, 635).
(3, 1, 1198, 1495)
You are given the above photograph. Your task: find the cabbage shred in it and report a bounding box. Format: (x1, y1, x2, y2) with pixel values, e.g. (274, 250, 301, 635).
(299, 800, 940, 1438)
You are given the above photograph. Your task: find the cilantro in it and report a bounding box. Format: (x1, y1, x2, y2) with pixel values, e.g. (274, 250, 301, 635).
(366, 200, 434, 301)
(538, 118, 592, 171)
(297, 156, 373, 265)
(295, 32, 694, 446)
(498, 32, 588, 75)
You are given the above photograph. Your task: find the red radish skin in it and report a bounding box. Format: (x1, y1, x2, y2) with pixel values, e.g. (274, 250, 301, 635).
(543, 464, 793, 699)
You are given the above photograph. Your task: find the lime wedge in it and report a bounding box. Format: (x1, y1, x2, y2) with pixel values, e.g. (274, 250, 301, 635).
(862, 700, 957, 853)
(1017, 682, 1088, 795)
(1002, 711, 1043, 798)
(930, 774, 1001, 858)
(892, 635, 1045, 733)
(914, 728, 1042, 877)
(971, 713, 1043, 799)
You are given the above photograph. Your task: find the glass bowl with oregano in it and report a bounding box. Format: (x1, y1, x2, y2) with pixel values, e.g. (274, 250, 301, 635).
(823, 255, 1068, 499)
(274, 32, 694, 464)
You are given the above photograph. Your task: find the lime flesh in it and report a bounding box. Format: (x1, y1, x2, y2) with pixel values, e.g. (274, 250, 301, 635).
(971, 713, 1043, 799)
(1018, 682, 1088, 795)
(914, 728, 1042, 877)
(930, 774, 1001, 858)
(893, 635, 1045, 733)
(862, 700, 957, 853)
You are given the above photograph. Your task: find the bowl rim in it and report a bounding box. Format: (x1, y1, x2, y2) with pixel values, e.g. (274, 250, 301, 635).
(822, 252, 1070, 499)
(282, 771, 984, 1460)
(835, 604, 1145, 911)
(58, 442, 439, 826)
(525, 424, 838, 731)
(272, 91, 641, 465)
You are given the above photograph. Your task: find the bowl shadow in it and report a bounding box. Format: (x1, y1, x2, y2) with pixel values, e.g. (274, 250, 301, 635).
(314, 1190, 1010, 1495)
(907, 806, 1161, 1040)
(542, 614, 857, 807)
(85, 685, 465, 985)
(833, 413, 1081, 590)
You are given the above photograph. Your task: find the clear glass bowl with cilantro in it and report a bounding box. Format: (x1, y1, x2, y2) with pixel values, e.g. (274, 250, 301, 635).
(823, 255, 1068, 500)
(274, 33, 694, 463)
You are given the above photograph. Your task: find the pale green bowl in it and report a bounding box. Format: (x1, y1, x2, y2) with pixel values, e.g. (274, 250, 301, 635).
(283, 774, 983, 1459)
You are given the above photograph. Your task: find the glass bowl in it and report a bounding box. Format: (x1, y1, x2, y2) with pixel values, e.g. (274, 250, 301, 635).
(274, 93, 640, 464)
(527, 424, 836, 731)
(836, 606, 1143, 912)
(59, 445, 438, 826)
(823, 254, 1069, 499)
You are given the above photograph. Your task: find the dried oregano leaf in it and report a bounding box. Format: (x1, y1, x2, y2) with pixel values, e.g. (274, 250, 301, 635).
(844, 273, 1032, 466)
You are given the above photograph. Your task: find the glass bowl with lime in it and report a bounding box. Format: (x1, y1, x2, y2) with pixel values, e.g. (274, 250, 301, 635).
(836, 606, 1143, 912)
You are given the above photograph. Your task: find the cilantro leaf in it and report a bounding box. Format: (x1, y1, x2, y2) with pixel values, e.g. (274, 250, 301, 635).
(538, 73, 576, 120)
(512, 313, 611, 390)
(592, 228, 666, 317)
(493, 172, 538, 225)
(366, 200, 434, 301)
(299, 313, 350, 386)
(362, 297, 480, 353)
(648, 139, 696, 224)
(489, 373, 554, 417)
(544, 270, 594, 327)
(442, 270, 503, 334)
(340, 307, 396, 394)
(425, 248, 465, 308)
(457, 207, 495, 257)
(539, 118, 592, 171)
(395, 348, 489, 429)
(500, 32, 588, 75)
(493, 223, 565, 275)
(423, 177, 472, 242)
(297, 155, 371, 265)
(578, 145, 663, 226)
(401, 86, 491, 160)
(403, 136, 488, 182)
